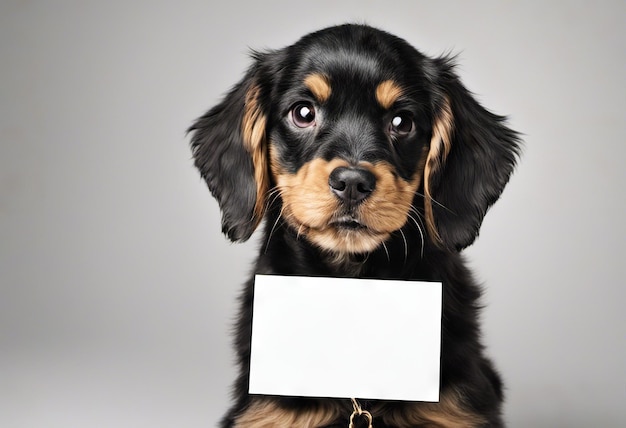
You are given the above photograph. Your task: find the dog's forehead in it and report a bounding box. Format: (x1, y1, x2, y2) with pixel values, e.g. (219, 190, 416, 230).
(299, 27, 422, 71)
(276, 50, 388, 112)
(307, 48, 383, 78)
(279, 28, 428, 106)
(292, 44, 403, 87)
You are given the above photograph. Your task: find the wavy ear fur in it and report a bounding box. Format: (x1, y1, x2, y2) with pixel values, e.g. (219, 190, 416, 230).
(424, 57, 521, 251)
(188, 52, 278, 242)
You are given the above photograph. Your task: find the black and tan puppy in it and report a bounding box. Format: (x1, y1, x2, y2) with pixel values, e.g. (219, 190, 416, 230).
(189, 23, 520, 428)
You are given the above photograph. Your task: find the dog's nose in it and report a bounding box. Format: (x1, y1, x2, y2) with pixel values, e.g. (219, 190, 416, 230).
(329, 166, 376, 203)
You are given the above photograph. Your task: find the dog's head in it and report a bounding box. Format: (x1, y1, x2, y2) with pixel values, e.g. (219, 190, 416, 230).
(189, 24, 520, 253)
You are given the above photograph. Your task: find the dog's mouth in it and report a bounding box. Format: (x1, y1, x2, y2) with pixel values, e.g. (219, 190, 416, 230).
(284, 211, 388, 254)
(330, 216, 367, 231)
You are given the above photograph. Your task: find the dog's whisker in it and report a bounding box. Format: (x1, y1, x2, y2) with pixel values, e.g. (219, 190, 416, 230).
(398, 228, 408, 263)
(408, 206, 426, 226)
(414, 191, 454, 214)
(264, 205, 287, 254)
(264, 187, 282, 210)
(406, 209, 425, 258)
(381, 241, 390, 262)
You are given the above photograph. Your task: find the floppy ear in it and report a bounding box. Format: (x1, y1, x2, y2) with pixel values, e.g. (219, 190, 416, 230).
(424, 57, 521, 251)
(188, 52, 275, 242)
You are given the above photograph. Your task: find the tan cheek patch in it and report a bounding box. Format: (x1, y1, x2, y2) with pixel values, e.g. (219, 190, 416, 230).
(376, 79, 404, 109)
(304, 73, 332, 103)
(361, 160, 423, 232)
(273, 158, 346, 229)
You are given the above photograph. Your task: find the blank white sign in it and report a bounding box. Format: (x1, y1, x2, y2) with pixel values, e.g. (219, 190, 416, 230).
(249, 275, 442, 402)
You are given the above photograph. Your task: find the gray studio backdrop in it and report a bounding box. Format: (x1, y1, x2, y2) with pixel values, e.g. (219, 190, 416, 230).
(1, 1, 624, 427)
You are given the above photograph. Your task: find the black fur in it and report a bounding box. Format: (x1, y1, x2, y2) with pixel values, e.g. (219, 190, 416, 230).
(189, 24, 520, 427)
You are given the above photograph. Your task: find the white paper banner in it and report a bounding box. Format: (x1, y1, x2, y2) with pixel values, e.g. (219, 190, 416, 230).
(249, 275, 442, 402)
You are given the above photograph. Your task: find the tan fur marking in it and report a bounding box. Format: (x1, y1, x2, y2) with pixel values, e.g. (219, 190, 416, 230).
(235, 391, 486, 427)
(234, 397, 341, 428)
(242, 84, 269, 226)
(304, 73, 332, 103)
(378, 389, 487, 428)
(360, 161, 421, 232)
(376, 80, 404, 109)
(424, 96, 454, 246)
(271, 155, 422, 254)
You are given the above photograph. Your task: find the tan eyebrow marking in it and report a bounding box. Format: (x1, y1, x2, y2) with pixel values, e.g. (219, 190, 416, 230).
(304, 73, 332, 103)
(376, 80, 404, 109)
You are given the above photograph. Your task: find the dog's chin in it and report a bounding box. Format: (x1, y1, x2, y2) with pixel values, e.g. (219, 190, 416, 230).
(300, 222, 390, 254)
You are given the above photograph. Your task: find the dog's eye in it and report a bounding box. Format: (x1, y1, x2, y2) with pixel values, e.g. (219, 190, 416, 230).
(291, 103, 316, 128)
(390, 113, 414, 136)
